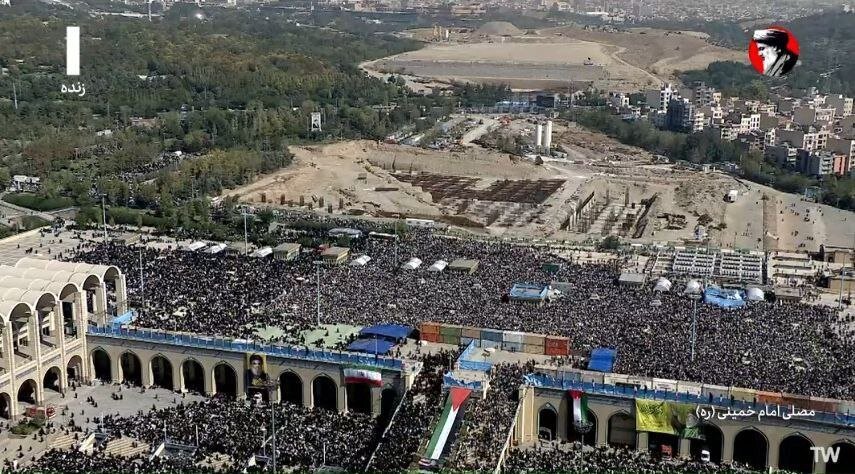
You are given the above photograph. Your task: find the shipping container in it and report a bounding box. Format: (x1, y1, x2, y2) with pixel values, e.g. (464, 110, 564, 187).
(462, 327, 481, 339)
(523, 333, 546, 346)
(809, 396, 838, 413)
(502, 341, 523, 352)
(422, 332, 440, 343)
(481, 339, 501, 350)
(440, 324, 463, 337)
(544, 344, 568, 356)
(421, 322, 440, 335)
(652, 378, 678, 393)
(756, 390, 784, 405)
(440, 333, 460, 345)
(481, 329, 503, 342)
(460, 336, 474, 346)
(578, 370, 604, 385)
(603, 374, 628, 386)
(730, 387, 757, 403)
(703, 384, 731, 403)
(503, 331, 525, 344)
(677, 381, 703, 396)
(781, 394, 813, 410)
(523, 343, 544, 355)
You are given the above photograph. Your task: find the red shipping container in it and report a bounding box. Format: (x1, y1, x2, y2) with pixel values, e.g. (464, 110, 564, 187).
(422, 332, 440, 343)
(545, 344, 569, 356)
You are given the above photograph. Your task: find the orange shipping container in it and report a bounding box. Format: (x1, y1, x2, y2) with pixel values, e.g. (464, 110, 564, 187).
(421, 322, 440, 335)
(422, 332, 440, 343)
(756, 390, 784, 405)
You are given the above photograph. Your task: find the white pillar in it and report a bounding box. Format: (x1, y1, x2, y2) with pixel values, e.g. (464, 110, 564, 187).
(94, 285, 107, 326)
(115, 274, 128, 315)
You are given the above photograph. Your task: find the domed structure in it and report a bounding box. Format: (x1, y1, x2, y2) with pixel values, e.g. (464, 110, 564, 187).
(684, 279, 702, 294)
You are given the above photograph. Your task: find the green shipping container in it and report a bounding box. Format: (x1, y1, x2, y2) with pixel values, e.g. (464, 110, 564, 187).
(440, 325, 463, 337)
(441, 334, 460, 345)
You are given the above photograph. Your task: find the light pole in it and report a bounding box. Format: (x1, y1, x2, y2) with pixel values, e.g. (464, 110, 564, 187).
(313, 260, 323, 326)
(689, 294, 700, 362)
(243, 212, 250, 256)
(101, 195, 108, 242)
(139, 248, 145, 315)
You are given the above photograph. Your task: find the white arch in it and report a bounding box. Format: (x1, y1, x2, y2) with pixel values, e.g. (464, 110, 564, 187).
(15, 258, 121, 283)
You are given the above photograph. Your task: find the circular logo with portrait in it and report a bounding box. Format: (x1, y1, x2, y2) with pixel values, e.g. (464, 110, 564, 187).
(749, 26, 800, 77)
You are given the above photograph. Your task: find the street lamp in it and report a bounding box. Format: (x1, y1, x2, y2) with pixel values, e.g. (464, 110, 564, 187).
(313, 260, 323, 327)
(684, 279, 703, 362)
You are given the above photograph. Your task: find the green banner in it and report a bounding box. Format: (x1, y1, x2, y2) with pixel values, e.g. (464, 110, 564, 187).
(635, 400, 705, 439)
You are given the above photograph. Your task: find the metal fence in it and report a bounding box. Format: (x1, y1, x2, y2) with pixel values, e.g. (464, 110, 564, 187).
(456, 340, 492, 373)
(88, 326, 403, 370)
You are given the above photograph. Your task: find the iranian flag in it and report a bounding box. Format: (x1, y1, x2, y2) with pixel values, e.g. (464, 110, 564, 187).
(570, 390, 592, 433)
(343, 366, 382, 386)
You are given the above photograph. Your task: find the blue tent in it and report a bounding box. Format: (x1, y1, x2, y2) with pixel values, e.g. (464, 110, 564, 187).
(359, 324, 412, 341)
(588, 348, 617, 372)
(347, 338, 396, 355)
(704, 287, 746, 309)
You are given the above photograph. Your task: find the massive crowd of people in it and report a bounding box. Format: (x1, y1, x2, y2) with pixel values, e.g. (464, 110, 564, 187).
(97, 397, 376, 471)
(503, 442, 795, 474)
(447, 363, 532, 471)
(73, 228, 854, 399)
(368, 349, 459, 471)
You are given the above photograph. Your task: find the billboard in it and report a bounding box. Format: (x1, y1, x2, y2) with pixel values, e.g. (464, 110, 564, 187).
(245, 353, 271, 402)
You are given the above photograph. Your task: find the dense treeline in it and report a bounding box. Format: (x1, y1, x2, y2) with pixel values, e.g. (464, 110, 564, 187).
(0, 5, 463, 234)
(566, 110, 855, 211)
(679, 12, 855, 98)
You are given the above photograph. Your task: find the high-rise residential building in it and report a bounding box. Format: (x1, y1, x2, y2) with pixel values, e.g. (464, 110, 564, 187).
(777, 128, 828, 152)
(665, 98, 703, 133)
(796, 149, 835, 176)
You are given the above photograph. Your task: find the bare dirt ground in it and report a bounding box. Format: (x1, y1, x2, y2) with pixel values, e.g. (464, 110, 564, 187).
(222, 118, 852, 252)
(538, 26, 746, 81)
(364, 25, 745, 93)
(369, 39, 659, 92)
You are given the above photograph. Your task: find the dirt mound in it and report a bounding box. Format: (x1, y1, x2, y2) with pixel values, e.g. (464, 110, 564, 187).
(474, 21, 523, 37)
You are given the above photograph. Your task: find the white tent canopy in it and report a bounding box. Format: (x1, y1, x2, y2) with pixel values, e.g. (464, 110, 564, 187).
(206, 243, 227, 254)
(185, 241, 207, 252)
(428, 260, 448, 272)
(402, 258, 422, 270)
(654, 277, 672, 292)
(684, 279, 702, 294)
(350, 255, 372, 267)
(252, 247, 273, 258)
(746, 287, 765, 301)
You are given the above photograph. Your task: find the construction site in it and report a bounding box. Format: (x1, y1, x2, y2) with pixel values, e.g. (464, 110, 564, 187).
(222, 114, 855, 253)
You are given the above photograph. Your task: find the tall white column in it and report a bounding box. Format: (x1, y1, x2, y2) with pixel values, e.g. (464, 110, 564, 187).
(116, 275, 128, 315)
(94, 285, 107, 326)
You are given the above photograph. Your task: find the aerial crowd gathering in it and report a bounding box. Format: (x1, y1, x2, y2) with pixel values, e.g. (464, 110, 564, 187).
(30, 214, 849, 472)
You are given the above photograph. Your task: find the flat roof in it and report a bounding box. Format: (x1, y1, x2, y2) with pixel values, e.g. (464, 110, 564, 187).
(509, 283, 549, 300)
(274, 242, 301, 252)
(619, 272, 647, 283)
(449, 258, 479, 269)
(322, 246, 350, 257)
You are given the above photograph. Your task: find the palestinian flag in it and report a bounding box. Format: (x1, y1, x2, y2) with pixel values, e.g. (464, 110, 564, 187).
(424, 387, 472, 461)
(343, 366, 382, 386)
(570, 390, 592, 433)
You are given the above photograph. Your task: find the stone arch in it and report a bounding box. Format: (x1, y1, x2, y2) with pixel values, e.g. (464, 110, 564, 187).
(150, 355, 174, 390)
(120, 351, 143, 386)
(346, 382, 373, 415)
(278, 371, 303, 405)
(312, 374, 337, 411)
(733, 427, 768, 470)
(380, 388, 397, 420)
(213, 362, 238, 399)
(59, 282, 82, 337)
(0, 392, 10, 419)
(181, 359, 205, 394)
(778, 432, 815, 474)
(827, 440, 855, 474)
(538, 403, 558, 441)
(66, 355, 83, 383)
(43, 366, 63, 393)
(690, 422, 723, 464)
(607, 411, 635, 448)
(17, 378, 38, 405)
(91, 348, 112, 382)
(568, 408, 597, 446)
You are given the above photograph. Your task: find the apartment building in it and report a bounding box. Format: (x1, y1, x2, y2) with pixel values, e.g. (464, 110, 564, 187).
(825, 94, 853, 117)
